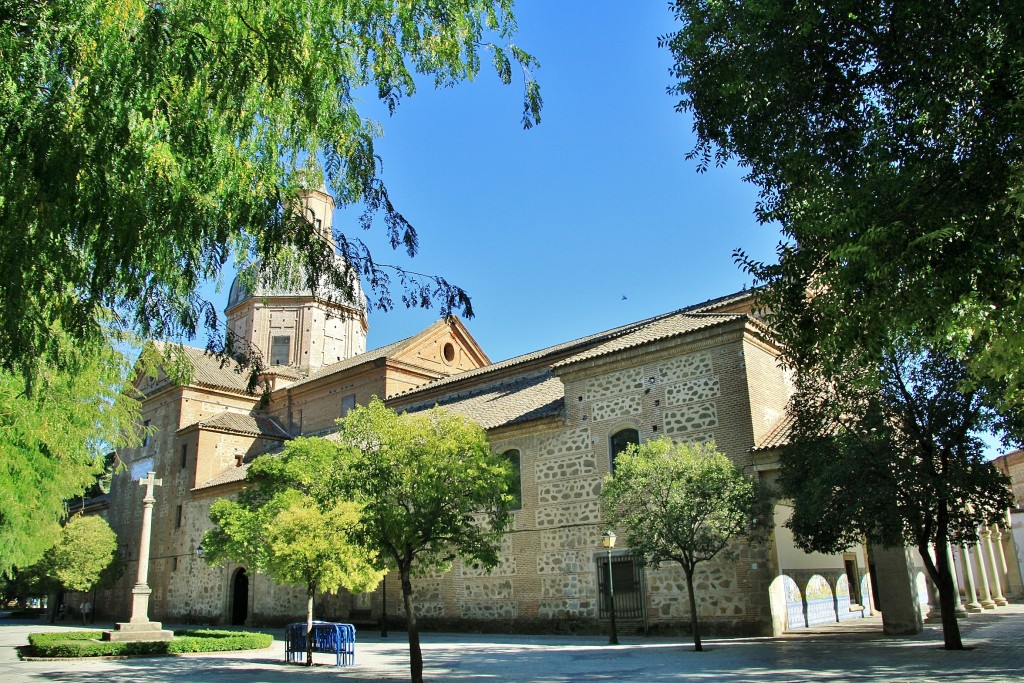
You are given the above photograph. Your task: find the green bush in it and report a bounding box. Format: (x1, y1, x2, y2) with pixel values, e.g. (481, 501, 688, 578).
(27, 629, 274, 658)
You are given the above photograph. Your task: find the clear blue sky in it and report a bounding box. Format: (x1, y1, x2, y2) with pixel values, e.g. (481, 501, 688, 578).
(329, 1, 781, 362)
(203, 1, 781, 363)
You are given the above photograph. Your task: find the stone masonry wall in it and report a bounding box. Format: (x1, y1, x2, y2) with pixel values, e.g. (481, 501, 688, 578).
(401, 330, 780, 635)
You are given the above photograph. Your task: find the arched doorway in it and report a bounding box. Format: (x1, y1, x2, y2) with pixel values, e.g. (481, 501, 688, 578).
(231, 568, 249, 626)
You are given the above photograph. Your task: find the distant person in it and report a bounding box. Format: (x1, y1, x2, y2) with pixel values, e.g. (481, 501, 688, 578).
(81, 601, 92, 624)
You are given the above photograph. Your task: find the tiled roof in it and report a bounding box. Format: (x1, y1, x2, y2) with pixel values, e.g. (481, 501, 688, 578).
(400, 371, 566, 430)
(189, 412, 290, 439)
(389, 290, 757, 400)
(194, 462, 252, 490)
(752, 413, 796, 452)
(192, 443, 285, 491)
(552, 313, 744, 368)
(153, 342, 253, 394)
(283, 331, 427, 390)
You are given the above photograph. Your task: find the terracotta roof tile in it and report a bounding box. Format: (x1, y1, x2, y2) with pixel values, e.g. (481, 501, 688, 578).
(153, 342, 253, 394)
(194, 462, 251, 490)
(400, 371, 565, 430)
(189, 412, 290, 439)
(752, 413, 796, 452)
(283, 325, 440, 390)
(390, 290, 757, 400)
(552, 313, 744, 369)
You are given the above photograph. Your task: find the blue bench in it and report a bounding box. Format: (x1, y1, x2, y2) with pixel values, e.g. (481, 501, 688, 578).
(285, 621, 356, 667)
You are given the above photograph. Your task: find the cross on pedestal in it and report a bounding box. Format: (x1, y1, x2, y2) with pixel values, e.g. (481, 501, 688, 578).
(104, 470, 173, 642)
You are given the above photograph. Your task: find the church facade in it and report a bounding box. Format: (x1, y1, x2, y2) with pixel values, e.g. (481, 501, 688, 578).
(85, 190, 1018, 636)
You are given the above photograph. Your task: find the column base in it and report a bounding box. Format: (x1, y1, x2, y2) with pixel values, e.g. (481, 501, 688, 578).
(994, 597, 1009, 607)
(981, 599, 997, 609)
(966, 602, 984, 613)
(103, 622, 174, 642)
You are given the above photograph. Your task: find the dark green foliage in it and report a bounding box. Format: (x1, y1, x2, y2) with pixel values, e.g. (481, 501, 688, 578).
(27, 629, 273, 657)
(779, 341, 1013, 649)
(664, 0, 1024, 417)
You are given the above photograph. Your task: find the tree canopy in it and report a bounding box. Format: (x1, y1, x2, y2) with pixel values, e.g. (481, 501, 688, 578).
(0, 0, 541, 382)
(779, 340, 1013, 649)
(0, 338, 139, 577)
(664, 0, 1024, 415)
(601, 438, 772, 651)
(39, 514, 118, 595)
(331, 398, 513, 683)
(203, 437, 384, 661)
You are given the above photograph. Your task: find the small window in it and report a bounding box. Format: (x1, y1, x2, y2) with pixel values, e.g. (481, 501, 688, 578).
(610, 428, 639, 473)
(341, 394, 356, 417)
(142, 420, 152, 447)
(172, 556, 179, 572)
(180, 444, 187, 469)
(502, 449, 522, 511)
(270, 335, 291, 366)
(175, 505, 183, 529)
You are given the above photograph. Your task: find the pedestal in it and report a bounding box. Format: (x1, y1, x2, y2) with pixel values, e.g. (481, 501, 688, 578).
(103, 621, 174, 642)
(102, 584, 174, 641)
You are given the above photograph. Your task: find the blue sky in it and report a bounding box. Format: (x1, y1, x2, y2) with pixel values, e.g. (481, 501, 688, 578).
(205, 1, 782, 363)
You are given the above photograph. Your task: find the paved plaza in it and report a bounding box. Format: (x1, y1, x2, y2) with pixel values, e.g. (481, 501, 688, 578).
(2, 605, 1024, 682)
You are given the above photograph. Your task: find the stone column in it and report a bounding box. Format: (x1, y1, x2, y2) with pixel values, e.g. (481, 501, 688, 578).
(870, 543, 923, 635)
(973, 538, 997, 609)
(983, 527, 1009, 606)
(960, 544, 983, 613)
(945, 544, 967, 618)
(103, 472, 173, 642)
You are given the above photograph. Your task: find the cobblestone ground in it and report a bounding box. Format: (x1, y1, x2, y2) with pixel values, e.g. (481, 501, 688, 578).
(2, 604, 1023, 682)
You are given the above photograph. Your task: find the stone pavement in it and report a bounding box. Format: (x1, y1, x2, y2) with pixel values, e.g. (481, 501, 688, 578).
(2, 605, 1024, 682)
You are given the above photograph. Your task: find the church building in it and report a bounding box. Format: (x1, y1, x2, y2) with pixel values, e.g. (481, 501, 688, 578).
(87, 189, 1020, 636)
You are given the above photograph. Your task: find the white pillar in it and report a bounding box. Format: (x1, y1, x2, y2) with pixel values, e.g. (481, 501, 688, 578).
(946, 544, 967, 617)
(983, 527, 1008, 606)
(973, 537, 996, 609)
(960, 544, 983, 613)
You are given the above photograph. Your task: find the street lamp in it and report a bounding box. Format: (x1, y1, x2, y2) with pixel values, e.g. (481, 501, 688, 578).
(195, 545, 204, 559)
(602, 530, 618, 645)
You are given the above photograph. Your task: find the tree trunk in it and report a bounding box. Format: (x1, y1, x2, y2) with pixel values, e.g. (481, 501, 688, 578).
(683, 564, 703, 652)
(919, 519, 963, 649)
(401, 565, 424, 683)
(305, 583, 315, 666)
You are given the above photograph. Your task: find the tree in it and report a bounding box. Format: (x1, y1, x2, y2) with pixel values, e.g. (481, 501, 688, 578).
(38, 515, 118, 613)
(203, 437, 383, 665)
(331, 398, 513, 683)
(0, 337, 139, 578)
(0, 0, 541, 384)
(600, 438, 772, 652)
(778, 340, 1014, 650)
(663, 1, 1024, 414)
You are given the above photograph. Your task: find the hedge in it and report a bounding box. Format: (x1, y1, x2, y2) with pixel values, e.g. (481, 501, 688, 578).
(27, 629, 274, 658)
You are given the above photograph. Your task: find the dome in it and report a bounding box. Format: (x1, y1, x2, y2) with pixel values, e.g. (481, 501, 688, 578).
(226, 256, 366, 312)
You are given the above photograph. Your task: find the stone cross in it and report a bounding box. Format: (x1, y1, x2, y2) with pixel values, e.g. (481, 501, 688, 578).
(104, 470, 173, 641)
(131, 471, 162, 622)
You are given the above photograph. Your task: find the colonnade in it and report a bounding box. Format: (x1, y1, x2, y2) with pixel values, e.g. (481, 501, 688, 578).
(937, 519, 1015, 618)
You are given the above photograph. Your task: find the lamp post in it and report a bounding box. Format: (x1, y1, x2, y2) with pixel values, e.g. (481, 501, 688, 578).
(195, 545, 204, 559)
(602, 530, 619, 645)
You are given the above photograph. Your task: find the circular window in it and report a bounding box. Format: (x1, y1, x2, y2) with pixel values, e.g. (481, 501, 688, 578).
(443, 343, 456, 363)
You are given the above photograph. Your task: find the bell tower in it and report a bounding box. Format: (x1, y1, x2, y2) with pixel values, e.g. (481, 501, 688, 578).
(225, 187, 369, 377)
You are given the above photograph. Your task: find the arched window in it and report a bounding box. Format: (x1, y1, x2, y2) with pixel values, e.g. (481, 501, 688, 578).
(609, 428, 639, 473)
(502, 449, 522, 510)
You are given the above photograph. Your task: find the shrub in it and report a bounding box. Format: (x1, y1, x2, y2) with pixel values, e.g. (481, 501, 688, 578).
(27, 629, 273, 658)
